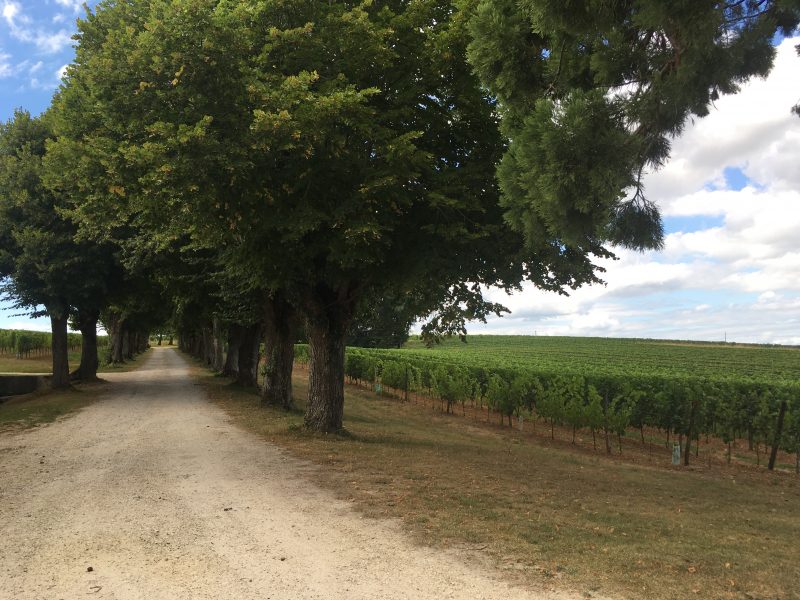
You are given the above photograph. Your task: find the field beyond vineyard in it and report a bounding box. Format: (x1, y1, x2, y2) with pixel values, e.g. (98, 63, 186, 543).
(400, 335, 800, 382)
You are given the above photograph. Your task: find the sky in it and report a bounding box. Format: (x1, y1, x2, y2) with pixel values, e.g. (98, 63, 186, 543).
(1, 3, 799, 344)
(471, 37, 800, 345)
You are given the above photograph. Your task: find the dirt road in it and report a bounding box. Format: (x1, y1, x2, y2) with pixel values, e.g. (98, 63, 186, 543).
(0, 347, 573, 600)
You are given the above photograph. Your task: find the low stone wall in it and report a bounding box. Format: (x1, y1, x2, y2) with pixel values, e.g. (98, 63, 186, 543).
(0, 374, 51, 397)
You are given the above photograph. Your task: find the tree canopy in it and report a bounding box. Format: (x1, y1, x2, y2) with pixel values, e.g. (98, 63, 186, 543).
(2, 0, 795, 427)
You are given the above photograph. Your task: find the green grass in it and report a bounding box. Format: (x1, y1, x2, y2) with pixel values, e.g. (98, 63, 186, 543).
(0, 348, 144, 374)
(99, 349, 152, 373)
(201, 364, 800, 600)
(0, 351, 82, 373)
(0, 386, 98, 431)
(0, 349, 151, 431)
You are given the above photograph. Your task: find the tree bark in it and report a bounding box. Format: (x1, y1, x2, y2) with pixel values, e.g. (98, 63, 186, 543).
(202, 327, 214, 366)
(222, 324, 243, 377)
(237, 324, 261, 388)
(212, 317, 225, 372)
(72, 308, 100, 381)
(262, 296, 296, 409)
(303, 283, 358, 433)
(108, 314, 125, 364)
(122, 330, 132, 360)
(50, 310, 70, 389)
(768, 400, 788, 471)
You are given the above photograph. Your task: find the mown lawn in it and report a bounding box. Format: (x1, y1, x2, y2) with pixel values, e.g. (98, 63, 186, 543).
(201, 365, 800, 600)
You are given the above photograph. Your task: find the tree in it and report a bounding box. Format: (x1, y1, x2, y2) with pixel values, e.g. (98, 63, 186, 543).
(346, 293, 417, 349)
(463, 0, 799, 253)
(47, 0, 565, 432)
(0, 110, 117, 386)
(49, 0, 798, 433)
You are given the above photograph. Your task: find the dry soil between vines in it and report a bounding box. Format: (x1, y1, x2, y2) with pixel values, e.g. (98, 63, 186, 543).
(0, 347, 581, 600)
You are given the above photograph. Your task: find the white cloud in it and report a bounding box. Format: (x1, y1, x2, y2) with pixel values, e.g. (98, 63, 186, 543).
(54, 0, 83, 12)
(644, 38, 800, 207)
(0, 49, 11, 78)
(473, 37, 800, 345)
(2, 1, 74, 54)
(2, 0, 26, 28)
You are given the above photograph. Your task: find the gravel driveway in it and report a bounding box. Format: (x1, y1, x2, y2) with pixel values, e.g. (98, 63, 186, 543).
(0, 347, 577, 599)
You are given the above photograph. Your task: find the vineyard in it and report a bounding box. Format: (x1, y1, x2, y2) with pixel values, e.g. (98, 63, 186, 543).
(295, 336, 800, 472)
(0, 329, 106, 360)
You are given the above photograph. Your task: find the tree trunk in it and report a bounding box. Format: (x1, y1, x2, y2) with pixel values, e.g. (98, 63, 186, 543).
(303, 284, 357, 433)
(262, 296, 296, 409)
(122, 330, 132, 360)
(305, 322, 346, 432)
(200, 327, 213, 366)
(222, 324, 243, 377)
(212, 317, 225, 372)
(237, 323, 261, 388)
(768, 400, 788, 471)
(50, 310, 70, 389)
(72, 308, 99, 381)
(108, 315, 125, 364)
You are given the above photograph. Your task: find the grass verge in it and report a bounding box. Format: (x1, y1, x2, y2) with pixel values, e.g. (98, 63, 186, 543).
(0, 349, 151, 432)
(0, 351, 82, 373)
(197, 364, 800, 600)
(0, 348, 149, 374)
(99, 348, 152, 373)
(0, 386, 98, 432)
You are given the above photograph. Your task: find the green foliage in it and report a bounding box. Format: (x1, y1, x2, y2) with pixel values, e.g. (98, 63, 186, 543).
(312, 335, 800, 465)
(463, 0, 799, 253)
(0, 110, 117, 324)
(584, 386, 605, 448)
(0, 328, 104, 357)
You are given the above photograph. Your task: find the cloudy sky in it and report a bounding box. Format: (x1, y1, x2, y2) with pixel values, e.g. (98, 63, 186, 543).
(473, 37, 800, 345)
(1, 2, 799, 344)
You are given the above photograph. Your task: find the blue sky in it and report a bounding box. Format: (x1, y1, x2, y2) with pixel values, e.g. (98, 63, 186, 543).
(1, 3, 799, 344)
(0, 1, 98, 117)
